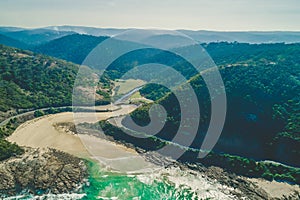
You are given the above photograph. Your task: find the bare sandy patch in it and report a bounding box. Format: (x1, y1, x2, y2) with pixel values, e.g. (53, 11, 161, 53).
(7, 112, 89, 158)
(7, 104, 158, 173)
(79, 134, 157, 174)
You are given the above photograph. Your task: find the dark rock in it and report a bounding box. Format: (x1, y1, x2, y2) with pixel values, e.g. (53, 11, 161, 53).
(0, 148, 88, 197)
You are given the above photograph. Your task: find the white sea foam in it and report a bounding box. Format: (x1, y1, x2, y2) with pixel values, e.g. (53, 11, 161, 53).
(137, 166, 239, 200)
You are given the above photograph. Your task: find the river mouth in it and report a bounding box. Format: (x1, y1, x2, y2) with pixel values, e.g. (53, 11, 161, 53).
(78, 134, 160, 174)
(5, 104, 240, 199)
(6, 103, 300, 199)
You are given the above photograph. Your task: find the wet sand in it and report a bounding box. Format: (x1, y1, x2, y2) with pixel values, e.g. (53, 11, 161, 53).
(7, 104, 157, 173)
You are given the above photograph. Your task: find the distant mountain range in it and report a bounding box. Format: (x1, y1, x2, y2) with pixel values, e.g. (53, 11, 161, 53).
(46, 25, 127, 37)
(0, 26, 300, 48)
(179, 30, 300, 44)
(0, 27, 74, 46)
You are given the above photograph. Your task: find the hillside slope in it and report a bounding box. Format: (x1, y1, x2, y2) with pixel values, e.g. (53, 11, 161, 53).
(0, 34, 28, 49)
(130, 43, 300, 167)
(0, 45, 79, 112)
(0, 44, 112, 113)
(0, 44, 111, 161)
(0, 28, 74, 45)
(33, 34, 108, 65)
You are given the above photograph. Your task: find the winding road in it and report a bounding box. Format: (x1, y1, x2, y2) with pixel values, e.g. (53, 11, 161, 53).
(1, 86, 143, 127)
(6, 86, 158, 173)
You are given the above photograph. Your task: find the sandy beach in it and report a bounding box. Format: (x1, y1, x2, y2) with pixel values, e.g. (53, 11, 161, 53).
(6, 104, 300, 198)
(7, 104, 157, 173)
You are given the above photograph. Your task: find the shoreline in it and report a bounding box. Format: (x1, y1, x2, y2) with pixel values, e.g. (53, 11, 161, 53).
(6, 106, 300, 199)
(7, 105, 159, 174)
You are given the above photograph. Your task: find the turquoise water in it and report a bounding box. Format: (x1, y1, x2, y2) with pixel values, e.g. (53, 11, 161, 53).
(83, 161, 197, 200)
(5, 161, 217, 200)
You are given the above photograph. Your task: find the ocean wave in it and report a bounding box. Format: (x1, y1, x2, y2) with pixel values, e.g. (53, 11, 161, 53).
(136, 166, 238, 200)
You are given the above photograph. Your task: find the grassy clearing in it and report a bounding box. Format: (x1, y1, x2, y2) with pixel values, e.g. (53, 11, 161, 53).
(130, 91, 142, 99)
(113, 79, 146, 96)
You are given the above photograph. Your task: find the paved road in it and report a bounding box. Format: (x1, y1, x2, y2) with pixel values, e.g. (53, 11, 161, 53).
(0, 85, 143, 127)
(114, 86, 143, 104)
(0, 106, 68, 127)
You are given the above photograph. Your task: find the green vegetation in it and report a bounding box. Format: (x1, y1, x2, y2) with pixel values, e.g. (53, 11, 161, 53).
(108, 42, 300, 184)
(208, 43, 300, 167)
(33, 34, 108, 65)
(0, 44, 110, 112)
(0, 139, 24, 161)
(104, 47, 199, 81)
(33, 110, 45, 118)
(204, 42, 300, 66)
(0, 118, 21, 138)
(130, 42, 300, 167)
(201, 153, 300, 184)
(139, 83, 170, 101)
(0, 117, 25, 161)
(0, 29, 72, 46)
(0, 33, 28, 49)
(0, 44, 111, 161)
(33, 107, 73, 117)
(0, 45, 77, 111)
(130, 91, 142, 99)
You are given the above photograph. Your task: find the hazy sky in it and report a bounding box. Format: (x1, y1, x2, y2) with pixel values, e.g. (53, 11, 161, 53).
(0, 0, 299, 31)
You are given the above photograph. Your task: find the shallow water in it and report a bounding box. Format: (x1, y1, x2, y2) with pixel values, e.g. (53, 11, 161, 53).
(4, 160, 237, 200)
(82, 161, 236, 200)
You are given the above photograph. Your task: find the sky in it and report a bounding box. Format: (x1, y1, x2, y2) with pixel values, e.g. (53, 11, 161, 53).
(0, 0, 299, 31)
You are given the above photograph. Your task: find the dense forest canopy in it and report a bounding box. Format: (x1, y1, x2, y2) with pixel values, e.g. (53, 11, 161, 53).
(0, 44, 110, 112)
(129, 42, 300, 167)
(0, 45, 78, 111)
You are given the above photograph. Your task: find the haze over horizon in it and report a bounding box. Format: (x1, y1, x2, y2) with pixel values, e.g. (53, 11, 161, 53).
(0, 0, 299, 31)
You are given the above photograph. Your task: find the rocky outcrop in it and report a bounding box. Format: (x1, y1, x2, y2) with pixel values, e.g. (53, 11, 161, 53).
(199, 166, 269, 200)
(0, 148, 87, 197)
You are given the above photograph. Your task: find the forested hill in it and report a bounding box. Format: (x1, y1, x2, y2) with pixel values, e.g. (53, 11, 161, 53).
(0, 44, 80, 161)
(204, 42, 300, 66)
(0, 44, 109, 113)
(33, 34, 109, 64)
(131, 42, 300, 167)
(0, 45, 78, 111)
(0, 28, 74, 46)
(0, 34, 28, 49)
